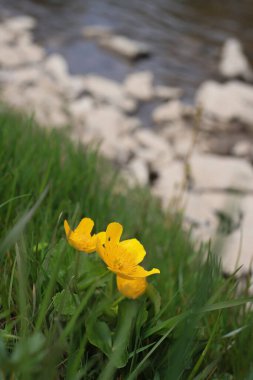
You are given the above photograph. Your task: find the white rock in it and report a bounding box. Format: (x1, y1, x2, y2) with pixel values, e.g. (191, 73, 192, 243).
(124, 71, 154, 101)
(3, 16, 37, 33)
(135, 148, 159, 165)
(64, 75, 87, 100)
(44, 54, 69, 83)
(181, 191, 247, 247)
(216, 197, 253, 274)
(183, 193, 218, 241)
(190, 153, 253, 192)
(152, 100, 183, 125)
(2, 82, 68, 127)
(219, 38, 253, 81)
(154, 85, 183, 100)
(174, 139, 193, 158)
(83, 75, 137, 113)
(133, 129, 173, 167)
(199, 193, 243, 219)
(134, 128, 169, 153)
(126, 158, 149, 186)
(69, 97, 94, 122)
(232, 141, 253, 158)
(196, 80, 253, 129)
(0, 67, 41, 85)
(152, 161, 186, 208)
(0, 43, 45, 68)
(159, 121, 190, 143)
(84, 105, 140, 140)
(81, 25, 113, 40)
(0, 25, 13, 44)
(78, 130, 137, 165)
(99, 35, 150, 60)
(99, 137, 133, 164)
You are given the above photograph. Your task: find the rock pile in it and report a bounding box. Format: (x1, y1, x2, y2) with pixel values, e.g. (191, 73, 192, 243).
(1, 16, 253, 276)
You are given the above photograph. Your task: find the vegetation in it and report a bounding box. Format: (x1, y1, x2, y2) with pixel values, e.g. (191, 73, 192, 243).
(0, 107, 253, 379)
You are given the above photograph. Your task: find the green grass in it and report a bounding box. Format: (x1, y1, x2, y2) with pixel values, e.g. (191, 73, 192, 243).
(0, 106, 253, 379)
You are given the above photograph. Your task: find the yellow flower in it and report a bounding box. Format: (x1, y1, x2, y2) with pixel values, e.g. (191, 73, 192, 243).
(97, 222, 159, 298)
(64, 218, 105, 253)
(116, 276, 147, 299)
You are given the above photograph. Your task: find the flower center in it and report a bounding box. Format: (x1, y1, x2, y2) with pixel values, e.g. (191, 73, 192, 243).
(113, 258, 123, 271)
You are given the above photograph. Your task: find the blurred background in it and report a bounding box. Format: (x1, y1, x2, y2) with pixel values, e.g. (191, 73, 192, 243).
(1, 0, 253, 100)
(1, 0, 253, 274)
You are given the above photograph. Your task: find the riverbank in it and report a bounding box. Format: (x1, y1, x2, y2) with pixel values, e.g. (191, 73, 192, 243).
(1, 14, 253, 277)
(1, 104, 253, 380)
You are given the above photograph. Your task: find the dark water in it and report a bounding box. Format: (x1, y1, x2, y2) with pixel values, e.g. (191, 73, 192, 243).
(1, 0, 253, 100)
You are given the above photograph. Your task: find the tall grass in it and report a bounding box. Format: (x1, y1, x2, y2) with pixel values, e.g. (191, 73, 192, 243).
(0, 107, 253, 379)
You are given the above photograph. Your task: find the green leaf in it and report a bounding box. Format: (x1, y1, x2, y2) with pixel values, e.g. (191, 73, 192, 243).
(127, 325, 175, 380)
(201, 297, 253, 312)
(135, 301, 148, 333)
(144, 312, 188, 338)
(0, 338, 7, 364)
(11, 333, 46, 366)
(98, 299, 139, 380)
(111, 299, 139, 368)
(147, 284, 161, 316)
(86, 318, 112, 357)
(0, 186, 48, 257)
(53, 289, 79, 316)
(192, 359, 219, 380)
(144, 297, 252, 338)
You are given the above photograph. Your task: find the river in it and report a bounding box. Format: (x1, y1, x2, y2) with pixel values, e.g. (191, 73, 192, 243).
(1, 0, 253, 101)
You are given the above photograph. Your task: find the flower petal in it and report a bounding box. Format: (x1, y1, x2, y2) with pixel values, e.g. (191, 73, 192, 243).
(64, 219, 71, 238)
(97, 231, 106, 243)
(97, 232, 109, 265)
(116, 265, 160, 279)
(64, 218, 96, 253)
(119, 238, 146, 265)
(116, 276, 147, 299)
(106, 222, 123, 243)
(132, 265, 160, 278)
(75, 218, 94, 235)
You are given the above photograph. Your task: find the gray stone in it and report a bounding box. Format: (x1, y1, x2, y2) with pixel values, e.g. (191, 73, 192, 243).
(219, 38, 253, 81)
(67, 77, 86, 100)
(190, 153, 253, 192)
(2, 80, 68, 127)
(3, 16, 37, 33)
(232, 141, 253, 158)
(154, 85, 183, 100)
(0, 42, 45, 68)
(159, 121, 190, 143)
(196, 80, 253, 129)
(152, 161, 186, 208)
(134, 129, 169, 153)
(152, 100, 184, 125)
(81, 25, 113, 40)
(83, 105, 140, 139)
(0, 67, 41, 85)
(126, 158, 149, 186)
(0, 25, 13, 44)
(133, 129, 173, 166)
(69, 97, 94, 122)
(99, 35, 150, 60)
(99, 137, 133, 164)
(174, 139, 193, 159)
(124, 71, 154, 101)
(183, 193, 218, 241)
(83, 75, 137, 113)
(216, 197, 253, 274)
(181, 191, 247, 244)
(44, 54, 69, 83)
